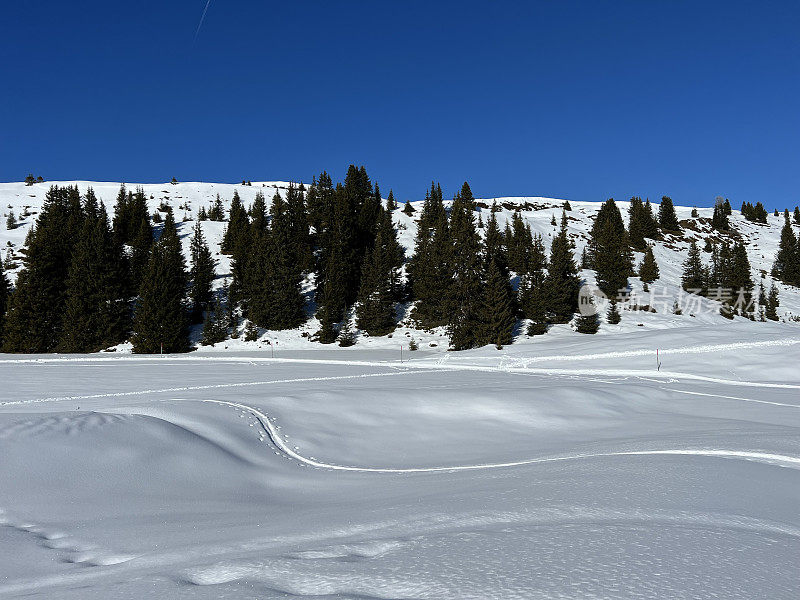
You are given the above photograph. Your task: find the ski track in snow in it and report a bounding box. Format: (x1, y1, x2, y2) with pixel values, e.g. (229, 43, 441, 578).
(188, 397, 800, 473)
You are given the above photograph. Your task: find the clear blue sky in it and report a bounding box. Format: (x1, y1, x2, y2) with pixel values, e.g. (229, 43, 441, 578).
(2, 1, 798, 208)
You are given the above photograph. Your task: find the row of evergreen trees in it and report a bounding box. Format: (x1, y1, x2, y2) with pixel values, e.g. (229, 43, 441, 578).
(0, 173, 792, 353)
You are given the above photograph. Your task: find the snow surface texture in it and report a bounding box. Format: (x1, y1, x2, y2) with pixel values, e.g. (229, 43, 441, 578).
(2, 180, 800, 352)
(1, 328, 799, 598)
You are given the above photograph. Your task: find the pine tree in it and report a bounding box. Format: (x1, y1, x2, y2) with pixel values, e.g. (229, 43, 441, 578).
(638, 246, 660, 283)
(681, 240, 706, 294)
(131, 212, 189, 353)
(0, 261, 8, 346)
(402, 201, 415, 215)
(221, 190, 249, 254)
(480, 259, 514, 347)
(730, 242, 754, 315)
(189, 221, 217, 324)
(590, 199, 632, 297)
(408, 183, 450, 328)
(3, 186, 85, 352)
(771, 217, 799, 285)
(447, 183, 485, 350)
(658, 196, 680, 231)
(711, 198, 730, 231)
(765, 283, 780, 321)
(337, 313, 356, 347)
(5, 211, 16, 230)
(208, 194, 225, 221)
(483, 210, 507, 275)
(544, 209, 580, 323)
(58, 193, 129, 352)
(794, 207, 800, 225)
(356, 208, 403, 336)
(286, 183, 313, 272)
(627, 197, 648, 250)
(575, 298, 599, 334)
(386, 190, 398, 210)
(607, 299, 621, 324)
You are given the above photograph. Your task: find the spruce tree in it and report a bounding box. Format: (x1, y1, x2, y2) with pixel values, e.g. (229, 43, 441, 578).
(0, 261, 8, 346)
(221, 190, 249, 254)
(402, 201, 415, 215)
(408, 183, 450, 328)
(446, 183, 485, 350)
(711, 198, 730, 231)
(189, 221, 217, 324)
(794, 207, 800, 225)
(3, 186, 84, 352)
(638, 246, 660, 283)
(59, 193, 128, 352)
(607, 299, 621, 324)
(771, 218, 799, 285)
(131, 212, 189, 353)
(544, 210, 580, 323)
(658, 196, 680, 231)
(386, 190, 398, 210)
(681, 240, 706, 294)
(765, 283, 780, 321)
(730, 242, 754, 315)
(480, 259, 514, 347)
(286, 183, 313, 272)
(575, 298, 599, 334)
(6, 211, 16, 230)
(590, 199, 632, 297)
(627, 197, 647, 250)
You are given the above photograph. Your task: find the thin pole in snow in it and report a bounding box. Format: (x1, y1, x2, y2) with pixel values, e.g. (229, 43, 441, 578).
(400, 344, 403, 363)
(657, 348, 661, 371)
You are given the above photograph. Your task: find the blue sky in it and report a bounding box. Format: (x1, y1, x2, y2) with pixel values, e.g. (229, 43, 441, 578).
(1, 1, 798, 208)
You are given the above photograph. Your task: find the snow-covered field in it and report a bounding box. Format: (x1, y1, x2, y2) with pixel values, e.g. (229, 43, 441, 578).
(1, 323, 799, 598)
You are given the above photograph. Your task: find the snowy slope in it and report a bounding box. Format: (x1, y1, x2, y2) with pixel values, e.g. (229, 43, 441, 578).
(2, 180, 799, 352)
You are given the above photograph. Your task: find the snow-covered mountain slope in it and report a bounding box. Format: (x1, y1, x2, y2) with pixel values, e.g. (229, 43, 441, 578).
(2, 180, 799, 351)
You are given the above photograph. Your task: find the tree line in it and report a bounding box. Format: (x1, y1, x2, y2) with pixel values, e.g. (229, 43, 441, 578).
(0, 169, 792, 353)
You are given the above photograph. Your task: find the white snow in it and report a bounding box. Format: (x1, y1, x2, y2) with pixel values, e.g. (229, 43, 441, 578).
(1, 180, 800, 597)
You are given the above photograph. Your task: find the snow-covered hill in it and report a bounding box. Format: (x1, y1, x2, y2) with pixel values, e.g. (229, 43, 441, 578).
(2, 179, 799, 351)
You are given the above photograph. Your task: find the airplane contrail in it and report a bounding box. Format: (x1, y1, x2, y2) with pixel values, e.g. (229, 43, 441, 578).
(193, 0, 213, 42)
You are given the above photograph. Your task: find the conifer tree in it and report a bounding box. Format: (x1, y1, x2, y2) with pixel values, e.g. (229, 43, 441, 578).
(483, 210, 507, 275)
(386, 190, 398, 210)
(590, 199, 632, 297)
(59, 192, 128, 352)
(794, 207, 800, 225)
(771, 217, 799, 285)
(627, 197, 648, 250)
(480, 259, 514, 347)
(658, 196, 680, 231)
(6, 211, 16, 230)
(356, 219, 399, 336)
(446, 183, 485, 350)
(711, 198, 730, 231)
(0, 261, 8, 346)
(544, 210, 580, 323)
(408, 183, 450, 328)
(208, 194, 225, 221)
(201, 287, 230, 345)
(638, 246, 660, 283)
(765, 283, 780, 321)
(286, 183, 313, 272)
(607, 299, 621, 324)
(131, 212, 189, 353)
(3, 186, 84, 352)
(189, 221, 216, 324)
(681, 240, 706, 294)
(402, 201, 415, 215)
(575, 298, 599, 334)
(730, 242, 754, 315)
(222, 190, 249, 254)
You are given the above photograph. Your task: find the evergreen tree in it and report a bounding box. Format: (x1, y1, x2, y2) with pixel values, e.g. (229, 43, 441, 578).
(681, 240, 706, 294)
(627, 197, 648, 250)
(590, 199, 632, 297)
(794, 207, 800, 225)
(480, 259, 514, 347)
(221, 190, 249, 254)
(723, 199, 732, 215)
(0, 261, 8, 346)
(286, 183, 313, 272)
(6, 211, 16, 230)
(658, 196, 680, 231)
(447, 183, 485, 350)
(771, 217, 799, 285)
(607, 299, 621, 324)
(208, 194, 225, 221)
(189, 221, 216, 324)
(356, 218, 399, 336)
(765, 283, 780, 321)
(711, 198, 730, 231)
(386, 190, 398, 210)
(58, 193, 128, 352)
(544, 210, 580, 323)
(408, 183, 450, 328)
(483, 210, 507, 275)
(402, 201, 415, 215)
(3, 186, 85, 352)
(638, 246, 660, 283)
(575, 298, 599, 334)
(730, 242, 754, 315)
(131, 212, 189, 353)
